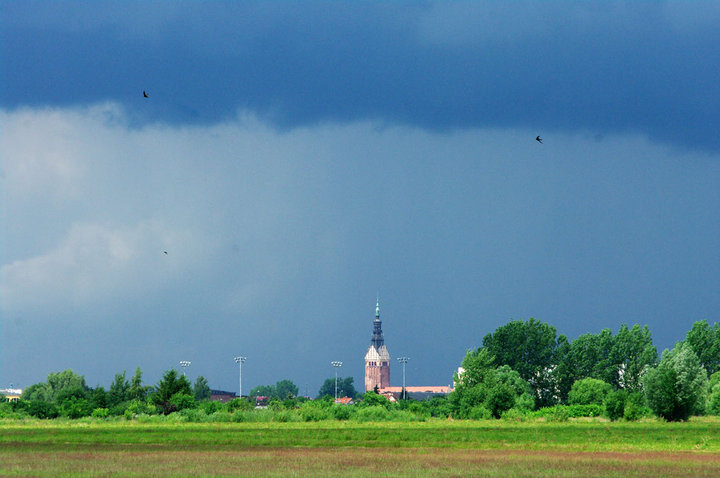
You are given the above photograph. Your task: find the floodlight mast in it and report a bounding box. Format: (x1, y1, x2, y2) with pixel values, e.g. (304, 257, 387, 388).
(234, 356, 247, 398)
(331, 361, 343, 403)
(397, 357, 409, 400)
(179, 361, 191, 377)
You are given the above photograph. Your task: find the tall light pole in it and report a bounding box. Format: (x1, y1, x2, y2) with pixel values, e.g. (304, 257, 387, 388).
(179, 360, 191, 377)
(234, 356, 247, 398)
(397, 357, 409, 400)
(331, 361, 343, 403)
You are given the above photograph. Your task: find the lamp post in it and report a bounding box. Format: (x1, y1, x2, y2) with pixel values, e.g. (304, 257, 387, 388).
(179, 360, 191, 377)
(234, 356, 247, 398)
(331, 361, 343, 403)
(397, 357, 409, 400)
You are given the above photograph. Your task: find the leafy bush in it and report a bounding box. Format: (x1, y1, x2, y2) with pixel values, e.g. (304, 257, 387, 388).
(501, 408, 526, 421)
(299, 402, 331, 422)
(27, 400, 59, 419)
(468, 405, 492, 420)
(209, 411, 232, 422)
(708, 383, 720, 416)
(332, 405, 352, 420)
(565, 404, 603, 417)
(198, 400, 223, 415)
(623, 393, 651, 421)
(273, 410, 300, 422)
(91, 407, 110, 418)
(169, 393, 196, 412)
(226, 398, 253, 412)
(568, 378, 612, 406)
(643, 342, 708, 421)
(604, 389, 628, 421)
(353, 405, 391, 422)
(180, 408, 207, 422)
(60, 397, 92, 419)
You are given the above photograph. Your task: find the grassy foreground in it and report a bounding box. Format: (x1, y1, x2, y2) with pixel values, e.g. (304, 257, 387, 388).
(2, 418, 720, 476)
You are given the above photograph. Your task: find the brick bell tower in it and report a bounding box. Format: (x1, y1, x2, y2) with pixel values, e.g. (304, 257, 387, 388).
(364, 298, 390, 391)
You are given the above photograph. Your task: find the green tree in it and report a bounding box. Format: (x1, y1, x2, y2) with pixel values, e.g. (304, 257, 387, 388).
(360, 389, 390, 408)
(643, 342, 708, 421)
(450, 348, 533, 418)
(89, 386, 108, 410)
(248, 384, 276, 399)
(685, 320, 720, 376)
(22, 370, 89, 405)
(612, 324, 657, 392)
(193, 376, 211, 401)
(128, 367, 150, 400)
(317, 377, 358, 399)
(482, 318, 564, 407)
(556, 329, 614, 399)
(150, 369, 193, 415)
(568, 378, 612, 406)
(275, 379, 299, 400)
(108, 371, 130, 407)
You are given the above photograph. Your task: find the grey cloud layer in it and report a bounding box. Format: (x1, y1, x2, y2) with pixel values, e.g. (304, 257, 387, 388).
(2, 104, 719, 391)
(1, 1, 719, 151)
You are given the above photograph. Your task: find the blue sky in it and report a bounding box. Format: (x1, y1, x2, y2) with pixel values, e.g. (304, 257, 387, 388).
(2, 1, 719, 395)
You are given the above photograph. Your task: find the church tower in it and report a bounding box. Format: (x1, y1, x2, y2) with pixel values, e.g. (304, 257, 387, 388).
(364, 298, 390, 391)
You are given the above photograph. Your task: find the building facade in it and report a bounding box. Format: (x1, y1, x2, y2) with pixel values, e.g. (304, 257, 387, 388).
(364, 299, 390, 391)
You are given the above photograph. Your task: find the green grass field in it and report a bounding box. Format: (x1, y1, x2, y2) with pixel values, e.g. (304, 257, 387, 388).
(2, 418, 720, 476)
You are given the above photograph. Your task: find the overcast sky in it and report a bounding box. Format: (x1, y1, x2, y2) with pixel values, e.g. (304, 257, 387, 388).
(2, 1, 719, 396)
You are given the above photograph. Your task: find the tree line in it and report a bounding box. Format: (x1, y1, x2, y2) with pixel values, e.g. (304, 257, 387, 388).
(2, 319, 719, 422)
(450, 318, 720, 421)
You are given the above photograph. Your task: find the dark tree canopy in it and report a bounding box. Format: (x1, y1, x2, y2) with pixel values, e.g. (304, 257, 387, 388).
(150, 369, 193, 415)
(317, 377, 358, 399)
(685, 320, 720, 376)
(482, 318, 564, 407)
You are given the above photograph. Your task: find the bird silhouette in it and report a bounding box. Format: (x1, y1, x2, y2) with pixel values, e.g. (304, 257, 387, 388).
(536, 136, 543, 144)
(143, 91, 149, 98)
(163, 251, 168, 255)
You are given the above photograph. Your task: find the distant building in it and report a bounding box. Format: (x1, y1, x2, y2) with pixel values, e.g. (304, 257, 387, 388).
(0, 388, 22, 402)
(364, 299, 390, 391)
(378, 386, 452, 402)
(209, 390, 236, 403)
(362, 298, 453, 398)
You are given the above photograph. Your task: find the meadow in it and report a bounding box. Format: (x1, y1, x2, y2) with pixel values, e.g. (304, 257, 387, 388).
(2, 418, 720, 477)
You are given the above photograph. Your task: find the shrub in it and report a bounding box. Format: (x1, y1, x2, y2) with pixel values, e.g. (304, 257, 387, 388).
(708, 383, 720, 415)
(198, 400, 223, 415)
(332, 405, 352, 420)
(27, 400, 59, 419)
(568, 378, 612, 406)
(209, 410, 232, 422)
(485, 384, 516, 418)
(353, 405, 391, 422)
(273, 410, 300, 422)
(91, 407, 110, 419)
(643, 342, 708, 421)
(623, 392, 651, 421)
(169, 393, 196, 412)
(501, 408, 526, 421)
(180, 408, 207, 422)
(468, 405, 492, 420)
(565, 404, 603, 417)
(299, 402, 330, 422)
(604, 389, 627, 421)
(226, 398, 253, 412)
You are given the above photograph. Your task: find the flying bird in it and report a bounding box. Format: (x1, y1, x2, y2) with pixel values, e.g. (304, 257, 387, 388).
(536, 136, 543, 144)
(143, 91, 149, 98)
(163, 251, 168, 255)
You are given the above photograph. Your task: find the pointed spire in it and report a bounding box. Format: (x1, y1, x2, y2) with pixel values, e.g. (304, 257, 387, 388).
(375, 294, 380, 318)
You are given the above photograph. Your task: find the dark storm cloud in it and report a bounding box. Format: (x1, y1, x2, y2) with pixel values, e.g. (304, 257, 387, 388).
(1, 1, 719, 151)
